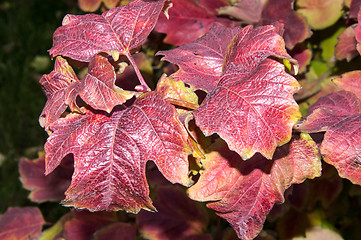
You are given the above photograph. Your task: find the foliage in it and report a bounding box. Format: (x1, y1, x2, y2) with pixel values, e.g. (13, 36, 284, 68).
(2, 0, 361, 239)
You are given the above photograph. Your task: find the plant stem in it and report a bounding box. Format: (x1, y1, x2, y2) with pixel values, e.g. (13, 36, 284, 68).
(126, 52, 151, 92)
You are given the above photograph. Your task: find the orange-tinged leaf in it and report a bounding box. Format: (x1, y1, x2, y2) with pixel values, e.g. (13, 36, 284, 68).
(50, 0, 167, 62)
(333, 71, 361, 99)
(296, 0, 344, 30)
(188, 134, 321, 240)
(0, 207, 45, 240)
(78, 0, 102, 12)
(45, 92, 192, 212)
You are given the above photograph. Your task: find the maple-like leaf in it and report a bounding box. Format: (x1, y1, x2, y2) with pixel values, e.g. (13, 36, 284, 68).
(154, 0, 215, 46)
(188, 134, 321, 240)
(157, 23, 240, 92)
(300, 90, 361, 185)
(335, 26, 359, 61)
(296, 0, 344, 30)
(50, 0, 168, 62)
(19, 154, 73, 203)
(137, 186, 211, 240)
(0, 207, 45, 240)
(195, 60, 300, 160)
(40, 56, 134, 132)
(45, 92, 192, 212)
(261, 0, 312, 49)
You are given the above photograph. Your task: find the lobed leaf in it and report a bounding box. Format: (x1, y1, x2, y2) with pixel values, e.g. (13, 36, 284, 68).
(154, 0, 215, 46)
(0, 207, 45, 240)
(157, 23, 240, 92)
(195, 59, 301, 160)
(45, 92, 192, 212)
(50, 0, 168, 62)
(40, 56, 134, 132)
(188, 134, 321, 240)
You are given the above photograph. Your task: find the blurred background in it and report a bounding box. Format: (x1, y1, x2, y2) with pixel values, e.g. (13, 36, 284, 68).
(0, 0, 80, 217)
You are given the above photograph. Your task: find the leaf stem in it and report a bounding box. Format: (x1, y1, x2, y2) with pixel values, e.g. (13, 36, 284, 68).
(126, 52, 151, 92)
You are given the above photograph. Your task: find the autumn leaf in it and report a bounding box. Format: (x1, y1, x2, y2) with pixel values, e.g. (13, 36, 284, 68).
(39, 56, 81, 132)
(188, 134, 321, 240)
(39, 56, 134, 132)
(19, 154, 73, 203)
(333, 71, 361, 98)
(157, 23, 240, 92)
(218, 0, 266, 24)
(50, 0, 169, 62)
(300, 89, 361, 185)
(0, 207, 45, 240)
(261, 0, 312, 49)
(350, 0, 361, 18)
(44, 92, 192, 212)
(335, 26, 359, 61)
(154, 0, 215, 46)
(195, 59, 300, 160)
(137, 186, 211, 240)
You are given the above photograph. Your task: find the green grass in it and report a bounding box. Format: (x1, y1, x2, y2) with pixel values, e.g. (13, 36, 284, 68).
(0, 0, 79, 216)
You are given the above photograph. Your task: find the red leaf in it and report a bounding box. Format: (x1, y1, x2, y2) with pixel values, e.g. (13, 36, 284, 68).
(188, 134, 321, 240)
(333, 71, 361, 99)
(45, 92, 191, 212)
(137, 186, 211, 240)
(40, 56, 133, 132)
(195, 59, 300, 160)
(355, 10, 361, 55)
(335, 26, 359, 61)
(261, 0, 312, 49)
(19, 154, 73, 203)
(299, 91, 361, 132)
(300, 90, 361, 185)
(50, 0, 168, 62)
(218, 0, 266, 24)
(0, 207, 45, 240)
(223, 25, 296, 71)
(350, 0, 361, 18)
(321, 115, 361, 185)
(157, 23, 240, 92)
(78, 55, 134, 113)
(155, 0, 215, 46)
(39, 56, 81, 131)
